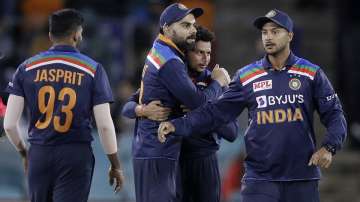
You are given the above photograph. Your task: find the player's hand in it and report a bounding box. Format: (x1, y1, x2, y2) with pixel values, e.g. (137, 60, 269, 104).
(108, 166, 125, 193)
(137, 100, 171, 121)
(211, 64, 231, 87)
(308, 147, 333, 168)
(158, 121, 175, 143)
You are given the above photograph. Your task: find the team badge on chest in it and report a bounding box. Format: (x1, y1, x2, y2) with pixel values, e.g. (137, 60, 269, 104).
(289, 78, 301, 90)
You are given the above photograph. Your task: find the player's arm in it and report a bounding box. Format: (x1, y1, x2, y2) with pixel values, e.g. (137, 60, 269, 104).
(158, 71, 247, 142)
(3, 94, 28, 171)
(159, 59, 229, 110)
(308, 68, 347, 168)
(214, 120, 239, 142)
(93, 103, 124, 192)
(92, 64, 124, 192)
(121, 89, 171, 121)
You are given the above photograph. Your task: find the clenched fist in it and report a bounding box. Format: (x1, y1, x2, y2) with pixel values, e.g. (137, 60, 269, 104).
(157, 121, 175, 143)
(211, 64, 231, 87)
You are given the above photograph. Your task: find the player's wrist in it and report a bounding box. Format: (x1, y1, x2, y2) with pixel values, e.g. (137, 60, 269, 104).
(323, 144, 336, 156)
(135, 104, 146, 117)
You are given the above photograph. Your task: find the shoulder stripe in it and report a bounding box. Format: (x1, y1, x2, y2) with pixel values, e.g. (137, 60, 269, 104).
(288, 64, 318, 80)
(147, 48, 166, 69)
(27, 54, 97, 71)
(25, 55, 97, 76)
(147, 55, 160, 69)
(26, 59, 95, 77)
(239, 66, 267, 86)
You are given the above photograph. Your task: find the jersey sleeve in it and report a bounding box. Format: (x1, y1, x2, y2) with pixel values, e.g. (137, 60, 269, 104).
(92, 64, 114, 106)
(313, 68, 347, 151)
(6, 64, 25, 97)
(214, 120, 239, 142)
(172, 70, 247, 136)
(158, 59, 222, 110)
(121, 89, 140, 119)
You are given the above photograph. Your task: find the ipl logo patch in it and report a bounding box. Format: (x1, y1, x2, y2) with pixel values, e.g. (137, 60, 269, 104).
(289, 78, 301, 90)
(266, 10, 277, 18)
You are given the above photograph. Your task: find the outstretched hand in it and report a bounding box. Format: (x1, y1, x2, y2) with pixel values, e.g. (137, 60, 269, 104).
(157, 121, 175, 143)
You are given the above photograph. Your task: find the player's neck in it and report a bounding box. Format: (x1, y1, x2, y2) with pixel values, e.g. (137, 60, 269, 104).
(52, 39, 76, 48)
(268, 48, 291, 70)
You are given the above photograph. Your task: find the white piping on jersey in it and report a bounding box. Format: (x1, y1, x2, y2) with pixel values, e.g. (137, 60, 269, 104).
(146, 55, 184, 70)
(26, 60, 95, 77)
(287, 70, 314, 80)
(242, 72, 268, 86)
(147, 55, 161, 69)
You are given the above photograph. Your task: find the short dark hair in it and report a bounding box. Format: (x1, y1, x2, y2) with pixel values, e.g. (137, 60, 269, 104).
(49, 9, 84, 39)
(195, 25, 215, 43)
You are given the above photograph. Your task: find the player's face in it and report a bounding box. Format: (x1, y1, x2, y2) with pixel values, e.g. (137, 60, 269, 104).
(187, 40, 211, 72)
(261, 22, 293, 55)
(167, 14, 197, 51)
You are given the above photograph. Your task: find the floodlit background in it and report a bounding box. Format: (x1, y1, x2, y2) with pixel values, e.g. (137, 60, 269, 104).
(0, 0, 359, 202)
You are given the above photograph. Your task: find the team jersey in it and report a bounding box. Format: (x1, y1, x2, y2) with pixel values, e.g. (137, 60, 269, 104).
(122, 69, 238, 159)
(6, 45, 113, 145)
(181, 69, 239, 159)
(132, 34, 223, 160)
(172, 53, 347, 181)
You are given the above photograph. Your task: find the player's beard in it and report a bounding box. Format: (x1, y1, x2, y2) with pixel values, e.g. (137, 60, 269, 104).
(172, 31, 196, 52)
(266, 42, 287, 57)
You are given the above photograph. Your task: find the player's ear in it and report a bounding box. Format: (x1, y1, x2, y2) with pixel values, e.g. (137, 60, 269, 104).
(163, 25, 170, 35)
(288, 32, 294, 42)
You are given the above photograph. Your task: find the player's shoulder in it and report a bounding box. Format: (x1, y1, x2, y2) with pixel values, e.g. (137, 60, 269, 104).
(293, 57, 321, 70)
(235, 59, 265, 84)
(238, 59, 264, 74)
(147, 42, 184, 69)
(23, 50, 99, 75)
(289, 57, 321, 80)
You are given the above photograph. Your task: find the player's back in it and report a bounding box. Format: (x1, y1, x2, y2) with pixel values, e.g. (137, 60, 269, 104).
(9, 45, 108, 145)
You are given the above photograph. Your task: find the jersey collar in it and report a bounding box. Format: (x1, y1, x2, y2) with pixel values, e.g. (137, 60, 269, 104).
(261, 52, 297, 70)
(49, 45, 80, 53)
(157, 34, 185, 58)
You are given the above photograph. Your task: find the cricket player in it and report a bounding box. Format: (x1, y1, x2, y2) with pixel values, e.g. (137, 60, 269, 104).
(158, 9, 347, 202)
(122, 25, 238, 202)
(3, 9, 124, 202)
(130, 3, 230, 202)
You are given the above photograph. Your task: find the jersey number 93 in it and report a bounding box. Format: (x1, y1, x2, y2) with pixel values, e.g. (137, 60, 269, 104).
(35, 85, 76, 133)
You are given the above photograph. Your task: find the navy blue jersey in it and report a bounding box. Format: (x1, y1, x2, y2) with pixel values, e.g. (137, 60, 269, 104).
(122, 69, 238, 159)
(6, 45, 113, 145)
(133, 34, 222, 160)
(172, 53, 347, 181)
(181, 69, 238, 159)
